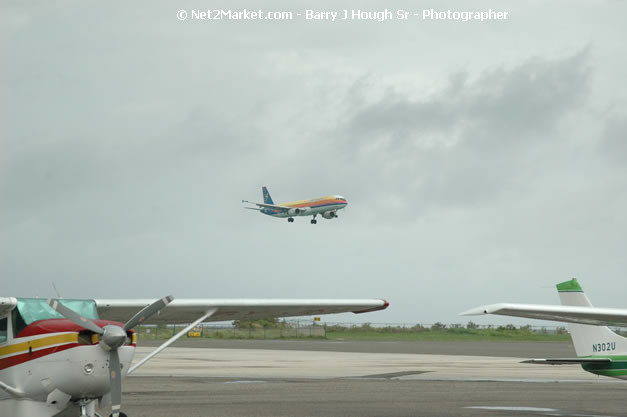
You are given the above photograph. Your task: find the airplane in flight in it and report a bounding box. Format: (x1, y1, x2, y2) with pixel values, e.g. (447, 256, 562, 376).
(0, 296, 388, 417)
(462, 278, 627, 380)
(242, 186, 348, 224)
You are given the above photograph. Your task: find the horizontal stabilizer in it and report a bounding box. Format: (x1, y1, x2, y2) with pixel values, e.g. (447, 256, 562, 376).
(521, 358, 612, 365)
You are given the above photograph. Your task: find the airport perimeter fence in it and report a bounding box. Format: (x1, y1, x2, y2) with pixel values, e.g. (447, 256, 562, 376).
(135, 322, 326, 340)
(132, 320, 604, 341)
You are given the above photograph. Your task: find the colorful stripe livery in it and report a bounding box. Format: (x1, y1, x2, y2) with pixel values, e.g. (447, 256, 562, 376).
(0, 319, 134, 371)
(244, 188, 348, 222)
(260, 194, 348, 216)
(280, 195, 347, 210)
(0, 333, 79, 371)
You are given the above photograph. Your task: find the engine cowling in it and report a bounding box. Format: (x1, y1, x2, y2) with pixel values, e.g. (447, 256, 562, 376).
(322, 211, 337, 219)
(287, 208, 302, 216)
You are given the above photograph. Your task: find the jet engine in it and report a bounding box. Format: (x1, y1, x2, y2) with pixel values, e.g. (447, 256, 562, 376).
(287, 208, 302, 216)
(322, 211, 338, 219)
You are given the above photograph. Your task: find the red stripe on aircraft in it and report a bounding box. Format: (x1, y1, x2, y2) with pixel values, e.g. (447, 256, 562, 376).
(286, 200, 346, 209)
(18, 319, 126, 338)
(0, 343, 80, 371)
(353, 300, 390, 314)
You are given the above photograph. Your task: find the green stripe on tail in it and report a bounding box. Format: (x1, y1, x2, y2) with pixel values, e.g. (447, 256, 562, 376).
(556, 278, 583, 292)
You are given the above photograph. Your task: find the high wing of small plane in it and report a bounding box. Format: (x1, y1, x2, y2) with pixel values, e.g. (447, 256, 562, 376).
(0, 296, 388, 417)
(95, 298, 388, 324)
(242, 186, 348, 224)
(462, 278, 627, 380)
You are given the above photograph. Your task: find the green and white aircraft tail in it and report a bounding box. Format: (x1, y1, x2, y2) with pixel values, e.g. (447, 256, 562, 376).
(462, 278, 627, 380)
(557, 279, 627, 359)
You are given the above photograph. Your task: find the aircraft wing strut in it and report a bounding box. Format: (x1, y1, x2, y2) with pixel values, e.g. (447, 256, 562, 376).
(97, 298, 388, 374)
(128, 308, 218, 374)
(0, 381, 25, 398)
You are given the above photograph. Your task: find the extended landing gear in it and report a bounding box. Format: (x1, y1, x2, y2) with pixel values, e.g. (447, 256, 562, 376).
(79, 400, 100, 417)
(78, 400, 125, 417)
(311, 215, 317, 224)
(287, 217, 294, 223)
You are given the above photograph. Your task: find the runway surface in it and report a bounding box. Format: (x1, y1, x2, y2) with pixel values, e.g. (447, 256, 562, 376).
(121, 340, 625, 417)
(139, 338, 577, 358)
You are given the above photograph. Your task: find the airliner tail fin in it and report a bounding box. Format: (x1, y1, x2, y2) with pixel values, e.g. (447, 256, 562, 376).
(262, 186, 274, 204)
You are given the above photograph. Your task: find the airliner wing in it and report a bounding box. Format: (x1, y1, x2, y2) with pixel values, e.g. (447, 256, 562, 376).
(242, 200, 291, 211)
(96, 299, 389, 324)
(461, 303, 627, 327)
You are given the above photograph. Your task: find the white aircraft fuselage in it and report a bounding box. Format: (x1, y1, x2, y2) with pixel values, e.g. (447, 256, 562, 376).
(261, 195, 348, 218)
(0, 320, 134, 416)
(1, 296, 389, 416)
(243, 187, 348, 223)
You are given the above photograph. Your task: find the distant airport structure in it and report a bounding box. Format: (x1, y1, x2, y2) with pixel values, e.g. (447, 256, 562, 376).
(243, 186, 348, 224)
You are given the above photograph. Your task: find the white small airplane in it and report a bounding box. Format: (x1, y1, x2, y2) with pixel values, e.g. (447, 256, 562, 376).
(462, 278, 627, 380)
(0, 296, 388, 416)
(242, 186, 348, 224)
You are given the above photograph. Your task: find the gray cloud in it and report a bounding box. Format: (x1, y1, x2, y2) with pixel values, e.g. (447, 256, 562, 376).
(600, 115, 627, 162)
(275, 51, 593, 220)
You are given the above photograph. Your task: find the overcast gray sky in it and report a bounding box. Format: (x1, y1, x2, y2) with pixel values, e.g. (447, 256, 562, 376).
(2, 0, 627, 325)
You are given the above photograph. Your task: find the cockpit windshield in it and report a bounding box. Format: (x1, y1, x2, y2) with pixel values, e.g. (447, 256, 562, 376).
(15, 298, 99, 327)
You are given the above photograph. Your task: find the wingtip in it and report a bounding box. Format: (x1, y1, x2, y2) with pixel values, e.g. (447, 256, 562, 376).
(353, 299, 390, 314)
(460, 306, 489, 316)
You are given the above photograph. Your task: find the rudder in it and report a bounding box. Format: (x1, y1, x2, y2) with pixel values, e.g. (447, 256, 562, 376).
(262, 186, 274, 204)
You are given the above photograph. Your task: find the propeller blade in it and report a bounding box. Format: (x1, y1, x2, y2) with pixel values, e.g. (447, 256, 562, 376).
(123, 295, 174, 331)
(109, 349, 123, 417)
(47, 299, 104, 335)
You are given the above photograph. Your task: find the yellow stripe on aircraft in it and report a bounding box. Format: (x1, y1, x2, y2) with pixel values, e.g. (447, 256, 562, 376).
(0, 333, 79, 358)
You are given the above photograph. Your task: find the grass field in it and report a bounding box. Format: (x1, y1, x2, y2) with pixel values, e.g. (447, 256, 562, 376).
(325, 328, 572, 342)
(135, 325, 573, 342)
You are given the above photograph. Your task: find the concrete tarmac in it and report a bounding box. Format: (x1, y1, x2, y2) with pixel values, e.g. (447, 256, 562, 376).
(139, 338, 577, 358)
(121, 340, 625, 417)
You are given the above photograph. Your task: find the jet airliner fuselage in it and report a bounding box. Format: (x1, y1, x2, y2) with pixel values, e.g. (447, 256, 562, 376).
(243, 187, 348, 224)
